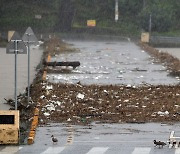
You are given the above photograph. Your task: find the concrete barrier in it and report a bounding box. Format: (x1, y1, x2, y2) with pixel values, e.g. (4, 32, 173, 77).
(141, 32, 150, 43)
(0, 110, 19, 144)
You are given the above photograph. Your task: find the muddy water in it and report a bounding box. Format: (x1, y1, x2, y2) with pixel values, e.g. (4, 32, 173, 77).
(47, 40, 179, 85)
(0, 46, 43, 109)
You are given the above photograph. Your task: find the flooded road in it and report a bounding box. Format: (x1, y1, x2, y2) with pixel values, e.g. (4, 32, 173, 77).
(0, 46, 43, 109)
(47, 40, 179, 85)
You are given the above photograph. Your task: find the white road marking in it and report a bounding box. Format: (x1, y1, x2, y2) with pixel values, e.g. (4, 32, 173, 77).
(175, 148, 180, 154)
(86, 147, 109, 154)
(74, 140, 152, 143)
(40, 147, 65, 154)
(132, 147, 151, 154)
(175, 142, 180, 149)
(1, 146, 23, 154)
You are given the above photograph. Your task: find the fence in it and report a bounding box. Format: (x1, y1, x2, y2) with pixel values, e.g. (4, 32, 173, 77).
(150, 36, 180, 47)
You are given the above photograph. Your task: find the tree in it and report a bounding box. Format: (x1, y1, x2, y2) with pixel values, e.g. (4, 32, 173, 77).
(54, 0, 75, 31)
(139, 0, 174, 32)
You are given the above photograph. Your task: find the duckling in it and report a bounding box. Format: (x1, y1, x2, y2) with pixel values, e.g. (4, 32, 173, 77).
(51, 135, 58, 144)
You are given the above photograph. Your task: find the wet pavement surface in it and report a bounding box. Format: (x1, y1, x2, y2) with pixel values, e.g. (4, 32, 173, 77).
(0, 123, 180, 154)
(47, 40, 179, 85)
(0, 45, 43, 109)
(1, 38, 180, 153)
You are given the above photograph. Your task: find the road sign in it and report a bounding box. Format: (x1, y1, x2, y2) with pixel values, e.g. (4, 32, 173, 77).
(22, 27, 38, 45)
(87, 20, 96, 27)
(6, 31, 27, 110)
(8, 31, 15, 42)
(6, 32, 27, 54)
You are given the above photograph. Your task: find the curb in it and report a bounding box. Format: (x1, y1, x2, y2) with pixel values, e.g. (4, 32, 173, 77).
(27, 108, 39, 145)
(28, 54, 51, 144)
(28, 53, 51, 144)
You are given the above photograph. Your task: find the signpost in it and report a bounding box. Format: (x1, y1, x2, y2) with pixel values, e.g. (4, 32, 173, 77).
(115, 0, 119, 22)
(22, 27, 38, 104)
(87, 20, 96, 27)
(6, 32, 27, 110)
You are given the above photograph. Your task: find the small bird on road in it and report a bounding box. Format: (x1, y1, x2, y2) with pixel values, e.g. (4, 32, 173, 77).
(51, 135, 58, 144)
(153, 140, 166, 148)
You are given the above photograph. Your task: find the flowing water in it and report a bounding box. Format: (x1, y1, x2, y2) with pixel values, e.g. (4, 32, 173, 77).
(47, 40, 179, 85)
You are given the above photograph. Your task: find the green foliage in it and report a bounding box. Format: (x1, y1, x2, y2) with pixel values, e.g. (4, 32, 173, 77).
(138, 0, 176, 32)
(0, 0, 58, 32)
(119, 0, 143, 17)
(0, 0, 179, 34)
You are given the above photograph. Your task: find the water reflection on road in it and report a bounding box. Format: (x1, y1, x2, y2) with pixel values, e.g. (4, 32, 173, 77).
(47, 40, 179, 85)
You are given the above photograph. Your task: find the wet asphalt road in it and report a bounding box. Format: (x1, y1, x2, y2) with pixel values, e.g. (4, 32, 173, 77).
(48, 40, 179, 85)
(0, 45, 43, 110)
(0, 123, 180, 154)
(0, 40, 179, 154)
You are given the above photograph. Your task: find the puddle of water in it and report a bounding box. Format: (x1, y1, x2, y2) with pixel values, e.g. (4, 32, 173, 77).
(47, 41, 179, 85)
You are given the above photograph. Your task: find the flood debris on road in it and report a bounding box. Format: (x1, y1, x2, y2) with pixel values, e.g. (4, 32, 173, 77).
(30, 81, 180, 125)
(37, 39, 179, 125)
(4, 37, 180, 144)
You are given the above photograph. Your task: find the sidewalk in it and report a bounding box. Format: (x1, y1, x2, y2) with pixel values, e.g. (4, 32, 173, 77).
(157, 48, 180, 60)
(0, 46, 43, 110)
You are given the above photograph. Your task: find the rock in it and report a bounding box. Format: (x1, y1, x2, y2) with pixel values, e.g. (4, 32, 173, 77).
(67, 118, 72, 122)
(44, 112, 50, 116)
(157, 111, 169, 116)
(76, 93, 84, 99)
(46, 103, 55, 111)
(46, 85, 53, 90)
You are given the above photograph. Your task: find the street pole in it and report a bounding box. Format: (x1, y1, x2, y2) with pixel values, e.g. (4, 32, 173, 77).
(149, 14, 152, 33)
(7, 31, 27, 110)
(22, 27, 38, 105)
(143, 0, 146, 9)
(15, 40, 18, 110)
(12, 39, 21, 110)
(27, 34, 30, 104)
(115, 0, 119, 22)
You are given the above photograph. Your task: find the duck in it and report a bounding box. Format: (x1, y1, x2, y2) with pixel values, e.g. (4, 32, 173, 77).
(153, 140, 166, 148)
(51, 135, 58, 144)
